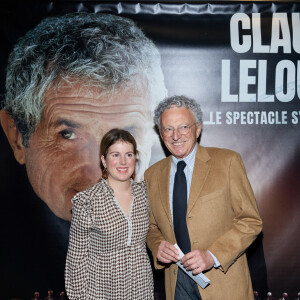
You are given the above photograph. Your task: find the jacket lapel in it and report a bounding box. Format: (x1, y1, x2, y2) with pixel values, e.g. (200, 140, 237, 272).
(158, 156, 173, 225)
(187, 145, 211, 215)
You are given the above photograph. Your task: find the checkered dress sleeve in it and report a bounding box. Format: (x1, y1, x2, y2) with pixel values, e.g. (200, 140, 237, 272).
(65, 190, 93, 300)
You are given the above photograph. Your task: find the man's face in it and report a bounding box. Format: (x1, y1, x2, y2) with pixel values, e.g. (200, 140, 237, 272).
(21, 82, 153, 220)
(160, 106, 201, 159)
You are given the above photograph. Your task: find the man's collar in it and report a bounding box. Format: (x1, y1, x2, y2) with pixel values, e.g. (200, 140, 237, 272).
(171, 143, 198, 169)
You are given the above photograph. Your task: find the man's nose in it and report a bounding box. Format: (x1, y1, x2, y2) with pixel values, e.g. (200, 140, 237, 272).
(172, 129, 181, 140)
(78, 139, 102, 176)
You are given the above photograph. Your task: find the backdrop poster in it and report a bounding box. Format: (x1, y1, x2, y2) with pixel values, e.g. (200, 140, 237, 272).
(0, 2, 299, 299)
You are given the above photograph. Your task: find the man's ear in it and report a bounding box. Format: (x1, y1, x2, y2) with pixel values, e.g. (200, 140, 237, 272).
(0, 109, 26, 164)
(196, 123, 202, 138)
(159, 130, 164, 141)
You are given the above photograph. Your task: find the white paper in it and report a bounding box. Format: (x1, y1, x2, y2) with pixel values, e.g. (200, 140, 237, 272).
(174, 244, 210, 289)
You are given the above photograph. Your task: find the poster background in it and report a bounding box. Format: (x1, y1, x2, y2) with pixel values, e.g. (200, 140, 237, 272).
(0, 1, 299, 299)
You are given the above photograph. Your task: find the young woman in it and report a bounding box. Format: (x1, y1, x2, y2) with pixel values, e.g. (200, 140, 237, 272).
(65, 129, 154, 299)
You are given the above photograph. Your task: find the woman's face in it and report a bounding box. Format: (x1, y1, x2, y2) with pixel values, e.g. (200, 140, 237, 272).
(101, 141, 136, 184)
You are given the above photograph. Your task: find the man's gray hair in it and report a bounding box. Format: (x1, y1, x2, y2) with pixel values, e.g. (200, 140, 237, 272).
(154, 95, 203, 129)
(3, 12, 166, 146)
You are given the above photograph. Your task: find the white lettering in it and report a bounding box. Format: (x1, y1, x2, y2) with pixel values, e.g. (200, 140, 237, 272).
(230, 13, 299, 54)
(221, 59, 299, 102)
(291, 111, 300, 124)
(221, 60, 238, 102)
(230, 13, 251, 53)
(292, 13, 300, 53)
(252, 13, 270, 53)
(225, 111, 288, 124)
(257, 60, 274, 102)
(270, 13, 291, 53)
(298, 61, 300, 99)
(239, 60, 256, 102)
(204, 112, 222, 125)
(275, 60, 296, 102)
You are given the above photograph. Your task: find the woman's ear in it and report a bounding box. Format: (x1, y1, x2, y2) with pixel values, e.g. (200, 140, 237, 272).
(0, 109, 26, 164)
(100, 155, 106, 168)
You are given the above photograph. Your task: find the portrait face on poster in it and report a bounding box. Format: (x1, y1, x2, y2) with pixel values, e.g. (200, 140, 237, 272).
(0, 12, 167, 220)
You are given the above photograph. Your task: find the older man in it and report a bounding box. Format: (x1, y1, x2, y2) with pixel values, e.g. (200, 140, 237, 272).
(145, 95, 262, 299)
(0, 12, 167, 221)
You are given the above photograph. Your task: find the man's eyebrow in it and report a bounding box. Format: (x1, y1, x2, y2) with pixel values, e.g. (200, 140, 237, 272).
(54, 119, 81, 128)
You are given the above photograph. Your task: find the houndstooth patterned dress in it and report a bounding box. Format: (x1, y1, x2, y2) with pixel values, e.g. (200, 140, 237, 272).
(65, 179, 154, 300)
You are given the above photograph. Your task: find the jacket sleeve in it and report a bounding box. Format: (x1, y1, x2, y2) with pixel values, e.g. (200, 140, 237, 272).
(65, 192, 92, 299)
(208, 152, 263, 273)
(145, 171, 165, 270)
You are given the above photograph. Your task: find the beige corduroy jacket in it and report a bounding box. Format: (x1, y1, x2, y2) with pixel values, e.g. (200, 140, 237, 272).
(145, 145, 262, 300)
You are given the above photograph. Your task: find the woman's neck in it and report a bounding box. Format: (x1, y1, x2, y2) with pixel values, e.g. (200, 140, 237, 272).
(107, 177, 131, 192)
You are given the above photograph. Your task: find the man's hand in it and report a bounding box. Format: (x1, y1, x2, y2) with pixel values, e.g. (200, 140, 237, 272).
(157, 241, 180, 264)
(181, 250, 214, 275)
